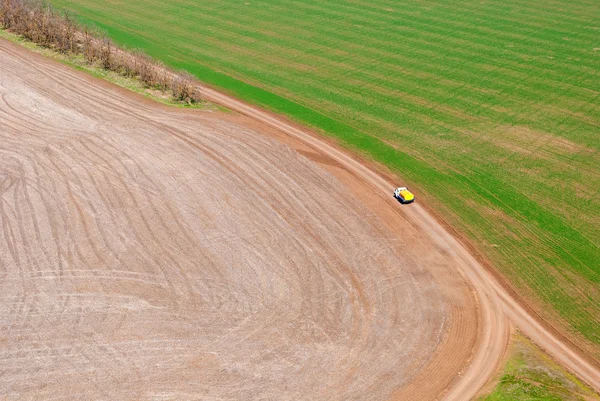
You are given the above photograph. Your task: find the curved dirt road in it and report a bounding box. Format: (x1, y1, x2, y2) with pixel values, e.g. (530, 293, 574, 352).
(191, 53, 600, 398)
(0, 39, 483, 400)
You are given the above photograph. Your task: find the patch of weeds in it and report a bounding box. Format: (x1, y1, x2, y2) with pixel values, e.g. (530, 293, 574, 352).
(479, 332, 599, 401)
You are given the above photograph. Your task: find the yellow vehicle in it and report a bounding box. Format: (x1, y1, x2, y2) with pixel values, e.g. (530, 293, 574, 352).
(394, 187, 415, 204)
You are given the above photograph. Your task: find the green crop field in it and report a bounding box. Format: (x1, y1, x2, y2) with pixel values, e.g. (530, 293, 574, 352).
(49, 0, 600, 354)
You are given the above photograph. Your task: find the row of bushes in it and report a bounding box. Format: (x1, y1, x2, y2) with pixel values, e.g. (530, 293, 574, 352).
(0, 0, 201, 103)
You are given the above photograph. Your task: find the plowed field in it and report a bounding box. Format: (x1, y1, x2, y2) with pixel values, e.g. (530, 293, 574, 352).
(48, 0, 600, 356)
(0, 39, 482, 400)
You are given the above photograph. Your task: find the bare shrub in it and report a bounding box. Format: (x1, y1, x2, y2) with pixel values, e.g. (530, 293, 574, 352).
(172, 72, 202, 103)
(1, 0, 74, 53)
(0, 0, 202, 104)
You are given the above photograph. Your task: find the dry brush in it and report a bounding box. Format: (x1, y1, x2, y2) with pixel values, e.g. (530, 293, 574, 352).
(0, 0, 201, 103)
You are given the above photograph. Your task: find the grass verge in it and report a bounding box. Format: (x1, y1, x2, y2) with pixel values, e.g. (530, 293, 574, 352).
(479, 332, 600, 401)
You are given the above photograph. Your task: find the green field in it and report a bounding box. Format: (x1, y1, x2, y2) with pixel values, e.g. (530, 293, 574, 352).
(49, 0, 600, 354)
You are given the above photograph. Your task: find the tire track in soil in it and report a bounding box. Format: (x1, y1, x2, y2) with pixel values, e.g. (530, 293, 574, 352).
(1, 37, 481, 401)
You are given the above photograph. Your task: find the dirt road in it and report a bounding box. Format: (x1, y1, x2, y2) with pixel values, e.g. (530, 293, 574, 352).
(0, 38, 484, 400)
(189, 51, 600, 398)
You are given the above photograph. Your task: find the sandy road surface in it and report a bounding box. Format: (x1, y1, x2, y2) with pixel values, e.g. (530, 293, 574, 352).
(187, 47, 600, 398)
(0, 39, 484, 400)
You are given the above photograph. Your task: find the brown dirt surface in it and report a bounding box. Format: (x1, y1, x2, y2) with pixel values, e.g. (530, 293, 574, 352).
(0, 38, 484, 400)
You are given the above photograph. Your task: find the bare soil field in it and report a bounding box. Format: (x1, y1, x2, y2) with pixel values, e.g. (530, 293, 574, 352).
(49, 0, 600, 360)
(0, 39, 485, 400)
